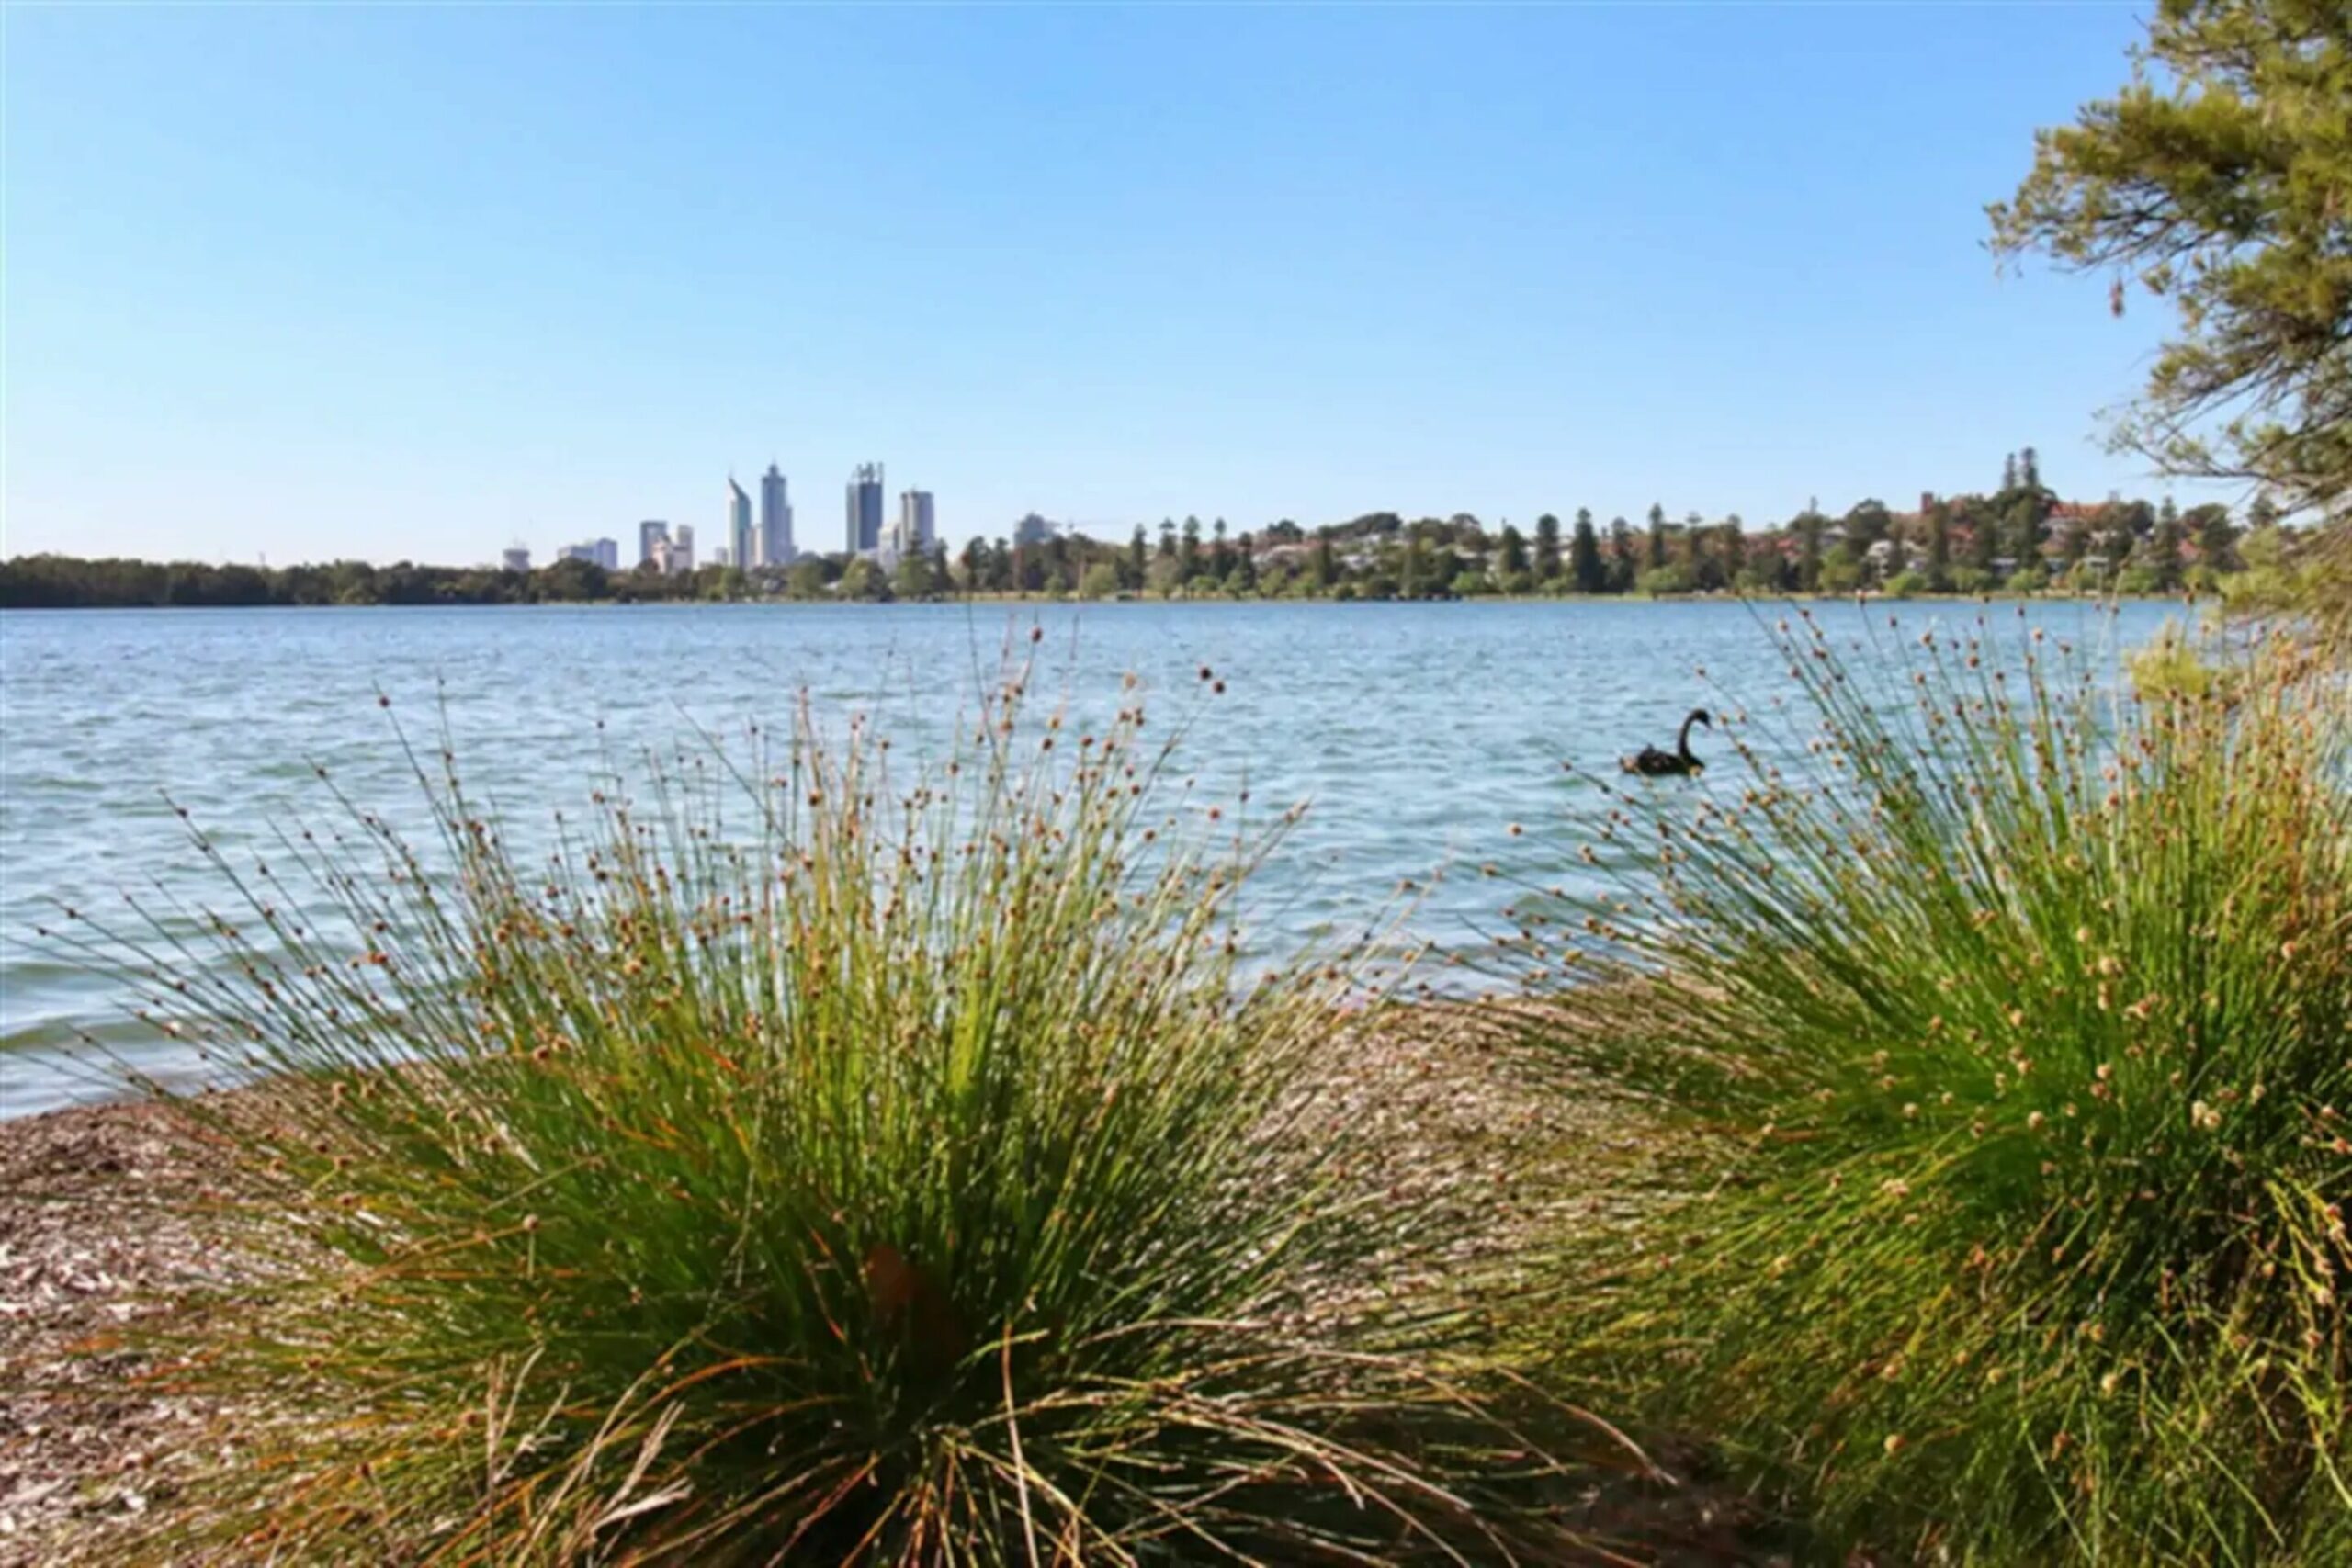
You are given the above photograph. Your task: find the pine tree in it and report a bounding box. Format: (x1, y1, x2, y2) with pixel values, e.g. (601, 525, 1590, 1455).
(2008, 495, 2047, 573)
(1569, 512, 1605, 593)
(2150, 502, 2184, 591)
(1646, 504, 1669, 570)
(1966, 502, 1999, 577)
(1498, 524, 1530, 579)
(2191, 503, 2236, 573)
(1310, 531, 1337, 593)
(1126, 525, 1148, 589)
(1533, 514, 1562, 581)
(1992, 0, 2352, 518)
(1607, 517, 1637, 593)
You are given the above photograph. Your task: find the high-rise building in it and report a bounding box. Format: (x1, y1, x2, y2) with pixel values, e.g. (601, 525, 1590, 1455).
(728, 477, 755, 570)
(1014, 513, 1057, 548)
(666, 525, 695, 575)
(892, 490, 936, 561)
(845, 463, 885, 556)
(502, 546, 532, 573)
(760, 464, 794, 567)
(560, 538, 623, 569)
(639, 520, 671, 567)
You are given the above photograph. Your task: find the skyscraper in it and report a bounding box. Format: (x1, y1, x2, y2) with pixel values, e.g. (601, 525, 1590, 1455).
(639, 520, 671, 567)
(845, 463, 884, 556)
(893, 490, 936, 559)
(728, 477, 755, 570)
(760, 464, 794, 567)
(594, 537, 620, 571)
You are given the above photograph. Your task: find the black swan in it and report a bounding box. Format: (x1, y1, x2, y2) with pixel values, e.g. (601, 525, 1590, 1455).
(1622, 708, 1712, 777)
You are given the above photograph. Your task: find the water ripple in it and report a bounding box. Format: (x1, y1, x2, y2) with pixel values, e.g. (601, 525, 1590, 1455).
(0, 599, 2170, 1115)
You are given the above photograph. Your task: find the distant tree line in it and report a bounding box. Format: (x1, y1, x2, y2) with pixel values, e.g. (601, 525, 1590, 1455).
(0, 549, 960, 610)
(4, 454, 2313, 610)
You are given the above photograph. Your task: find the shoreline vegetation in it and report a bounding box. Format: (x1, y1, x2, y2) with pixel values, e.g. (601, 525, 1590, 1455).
(7, 452, 2339, 611)
(4, 607, 2346, 1565)
(3, 1004, 1702, 1565)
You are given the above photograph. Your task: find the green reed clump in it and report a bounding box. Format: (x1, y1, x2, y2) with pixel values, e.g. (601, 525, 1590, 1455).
(2123, 615, 2245, 708)
(62, 680, 1570, 1564)
(1520, 609, 2352, 1563)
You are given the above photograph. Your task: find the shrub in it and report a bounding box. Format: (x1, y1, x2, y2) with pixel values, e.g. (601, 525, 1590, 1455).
(1816, 558, 1863, 594)
(1883, 570, 1929, 598)
(2126, 615, 2243, 706)
(2059, 561, 2107, 595)
(1523, 610, 2352, 1562)
(2006, 563, 2051, 593)
(2221, 519, 2352, 655)
(71, 684, 1566, 1564)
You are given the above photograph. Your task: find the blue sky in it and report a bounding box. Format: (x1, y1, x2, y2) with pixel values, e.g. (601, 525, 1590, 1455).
(6, 3, 2198, 565)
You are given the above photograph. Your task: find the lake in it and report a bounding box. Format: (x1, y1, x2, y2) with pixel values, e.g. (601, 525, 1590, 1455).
(0, 598, 2179, 1115)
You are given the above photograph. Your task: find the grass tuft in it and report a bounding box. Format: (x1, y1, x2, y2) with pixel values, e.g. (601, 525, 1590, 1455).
(66, 678, 1591, 1564)
(1520, 608, 2352, 1563)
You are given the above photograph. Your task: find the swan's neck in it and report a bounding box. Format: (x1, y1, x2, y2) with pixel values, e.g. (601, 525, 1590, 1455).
(1676, 716, 1701, 759)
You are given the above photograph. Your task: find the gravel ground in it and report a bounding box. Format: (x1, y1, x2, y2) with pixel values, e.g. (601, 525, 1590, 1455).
(0, 1004, 1790, 1566)
(0, 1101, 245, 1564)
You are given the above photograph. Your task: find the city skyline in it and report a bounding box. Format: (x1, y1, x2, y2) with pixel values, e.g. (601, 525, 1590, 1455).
(9, 6, 2233, 567)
